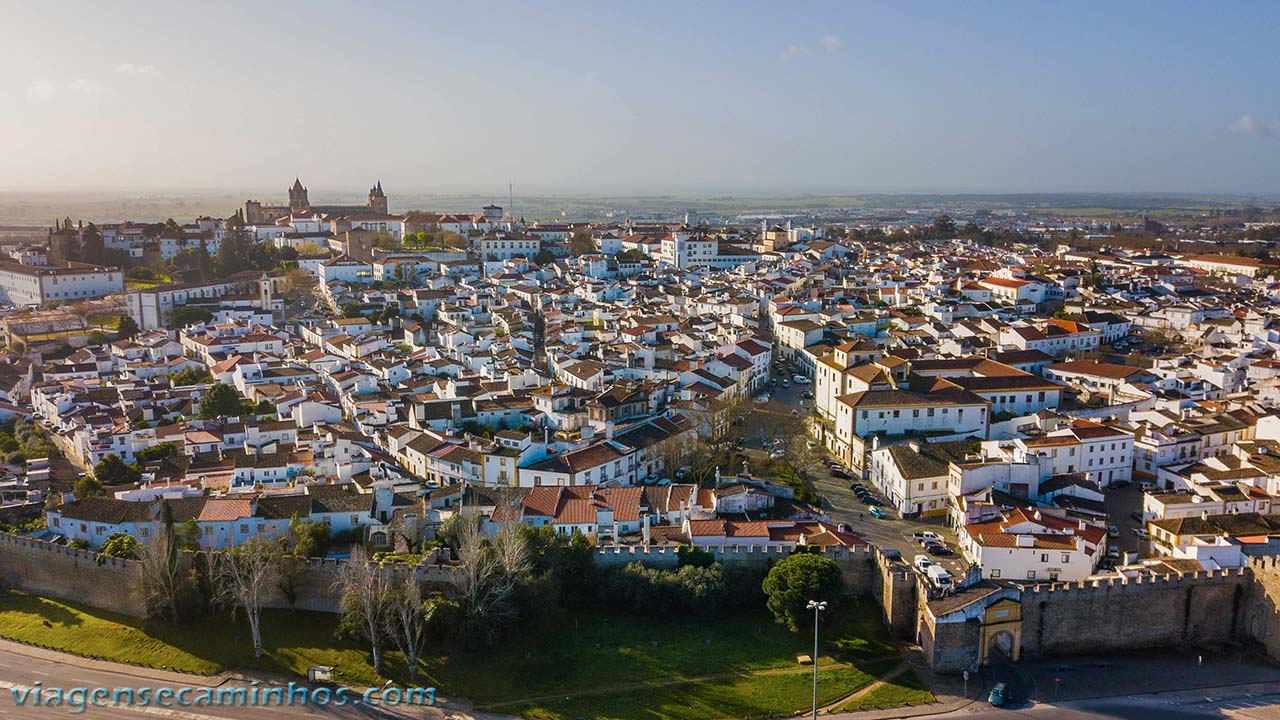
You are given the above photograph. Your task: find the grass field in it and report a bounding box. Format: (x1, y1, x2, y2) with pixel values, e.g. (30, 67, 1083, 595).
(0, 589, 914, 719)
(840, 668, 935, 712)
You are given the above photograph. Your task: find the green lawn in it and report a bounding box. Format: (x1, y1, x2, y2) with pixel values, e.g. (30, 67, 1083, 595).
(0, 590, 916, 719)
(511, 664, 885, 720)
(840, 668, 935, 713)
(0, 590, 384, 686)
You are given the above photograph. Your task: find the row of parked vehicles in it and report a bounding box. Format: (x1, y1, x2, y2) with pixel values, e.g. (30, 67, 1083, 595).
(844, 477, 888, 518)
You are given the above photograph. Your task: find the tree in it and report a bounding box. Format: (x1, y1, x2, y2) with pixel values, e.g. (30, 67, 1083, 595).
(136, 442, 178, 463)
(570, 228, 595, 256)
(455, 518, 528, 647)
(115, 315, 140, 340)
(762, 553, 844, 632)
(168, 366, 214, 386)
(169, 305, 213, 329)
(676, 545, 716, 569)
(137, 502, 198, 622)
(280, 267, 316, 302)
(211, 536, 283, 658)
(100, 532, 141, 559)
(287, 515, 331, 558)
(931, 215, 957, 238)
(334, 547, 394, 674)
(199, 383, 245, 420)
(386, 569, 430, 683)
(340, 303, 365, 319)
(93, 454, 141, 487)
(73, 474, 104, 498)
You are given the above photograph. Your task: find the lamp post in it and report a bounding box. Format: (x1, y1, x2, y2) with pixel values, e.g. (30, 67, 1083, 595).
(807, 600, 828, 720)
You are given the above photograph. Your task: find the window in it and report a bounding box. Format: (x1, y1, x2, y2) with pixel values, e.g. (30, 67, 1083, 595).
(1027, 570, 1036, 579)
(990, 569, 1001, 578)
(140, 527, 149, 537)
(1040, 553, 1048, 562)
(1062, 554, 1071, 563)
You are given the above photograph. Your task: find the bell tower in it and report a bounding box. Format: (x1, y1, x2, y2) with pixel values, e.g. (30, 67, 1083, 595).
(367, 181, 388, 215)
(288, 178, 309, 214)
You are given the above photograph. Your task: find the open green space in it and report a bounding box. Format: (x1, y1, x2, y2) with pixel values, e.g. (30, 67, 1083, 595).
(840, 668, 936, 712)
(0, 589, 914, 719)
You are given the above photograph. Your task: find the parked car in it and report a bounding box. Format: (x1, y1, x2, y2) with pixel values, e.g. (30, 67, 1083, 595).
(1133, 528, 1150, 540)
(926, 542, 953, 556)
(1108, 525, 1120, 537)
(793, 375, 811, 385)
(1109, 479, 1132, 489)
(832, 467, 851, 479)
(781, 379, 790, 388)
(913, 531, 944, 543)
(1107, 544, 1120, 558)
(988, 682, 1007, 707)
(913, 555, 932, 572)
(768, 379, 778, 387)
(801, 390, 814, 399)
(1130, 510, 1144, 522)
(868, 506, 886, 519)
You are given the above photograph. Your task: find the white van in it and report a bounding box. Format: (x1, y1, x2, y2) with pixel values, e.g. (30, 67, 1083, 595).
(927, 565, 953, 590)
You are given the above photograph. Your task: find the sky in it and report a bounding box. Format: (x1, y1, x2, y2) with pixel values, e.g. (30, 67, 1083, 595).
(1, 0, 1279, 196)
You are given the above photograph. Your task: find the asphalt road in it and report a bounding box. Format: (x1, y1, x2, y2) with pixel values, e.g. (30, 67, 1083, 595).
(0, 643, 443, 720)
(751, 369, 968, 579)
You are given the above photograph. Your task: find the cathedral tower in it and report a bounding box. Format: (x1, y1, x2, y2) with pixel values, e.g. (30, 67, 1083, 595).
(367, 181, 388, 215)
(288, 178, 310, 214)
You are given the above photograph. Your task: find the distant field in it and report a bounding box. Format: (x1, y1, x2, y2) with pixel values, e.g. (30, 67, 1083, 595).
(0, 190, 1269, 226)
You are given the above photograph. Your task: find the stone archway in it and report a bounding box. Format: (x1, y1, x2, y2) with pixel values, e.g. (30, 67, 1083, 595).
(987, 629, 1014, 661)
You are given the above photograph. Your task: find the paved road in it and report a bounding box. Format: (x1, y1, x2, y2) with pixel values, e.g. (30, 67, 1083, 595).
(751, 368, 967, 579)
(0, 643, 446, 720)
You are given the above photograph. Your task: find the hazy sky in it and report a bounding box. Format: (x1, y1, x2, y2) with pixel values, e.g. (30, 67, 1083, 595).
(2, 0, 1278, 195)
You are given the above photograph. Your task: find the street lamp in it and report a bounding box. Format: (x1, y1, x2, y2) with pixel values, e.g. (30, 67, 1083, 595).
(807, 600, 828, 720)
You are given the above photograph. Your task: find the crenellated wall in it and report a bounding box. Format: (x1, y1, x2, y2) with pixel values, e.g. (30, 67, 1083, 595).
(0, 532, 146, 616)
(1019, 567, 1253, 658)
(0, 533, 462, 617)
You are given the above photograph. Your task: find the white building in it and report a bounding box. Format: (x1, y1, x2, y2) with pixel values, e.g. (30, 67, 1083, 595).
(0, 261, 124, 307)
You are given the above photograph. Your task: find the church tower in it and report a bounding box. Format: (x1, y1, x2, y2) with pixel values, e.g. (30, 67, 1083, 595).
(367, 181, 388, 215)
(288, 178, 309, 214)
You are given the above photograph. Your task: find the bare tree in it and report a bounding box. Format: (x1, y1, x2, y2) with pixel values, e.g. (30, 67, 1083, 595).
(136, 531, 189, 622)
(455, 518, 527, 645)
(334, 547, 394, 674)
(211, 536, 282, 659)
(386, 570, 430, 683)
(136, 503, 195, 622)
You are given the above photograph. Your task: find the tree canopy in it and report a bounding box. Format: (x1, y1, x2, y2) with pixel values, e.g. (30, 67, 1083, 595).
(761, 552, 844, 632)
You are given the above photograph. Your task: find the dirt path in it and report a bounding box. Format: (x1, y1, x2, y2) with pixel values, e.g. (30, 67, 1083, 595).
(819, 661, 910, 714)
